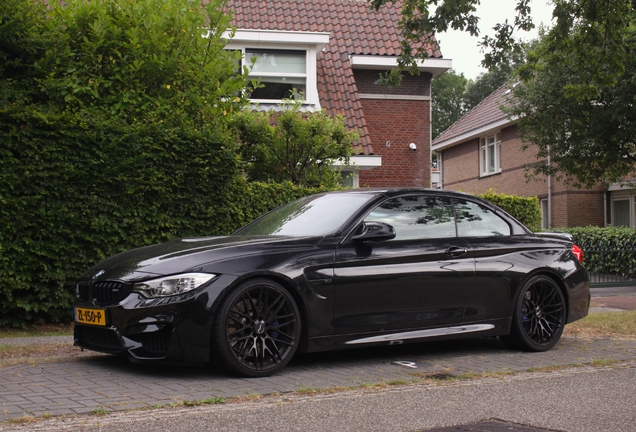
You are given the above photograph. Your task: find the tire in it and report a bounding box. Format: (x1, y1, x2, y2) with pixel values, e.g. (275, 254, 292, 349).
(501, 275, 566, 352)
(212, 278, 301, 377)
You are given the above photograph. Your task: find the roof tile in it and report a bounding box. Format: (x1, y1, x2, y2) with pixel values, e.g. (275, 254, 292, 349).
(432, 83, 513, 146)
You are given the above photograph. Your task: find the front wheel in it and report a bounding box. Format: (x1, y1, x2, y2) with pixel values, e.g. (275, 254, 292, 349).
(501, 275, 566, 352)
(212, 279, 301, 377)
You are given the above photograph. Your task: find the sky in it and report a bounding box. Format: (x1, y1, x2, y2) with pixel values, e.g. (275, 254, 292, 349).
(436, 0, 556, 80)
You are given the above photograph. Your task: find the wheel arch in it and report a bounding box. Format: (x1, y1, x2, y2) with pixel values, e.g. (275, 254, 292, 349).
(517, 269, 570, 323)
(211, 272, 311, 353)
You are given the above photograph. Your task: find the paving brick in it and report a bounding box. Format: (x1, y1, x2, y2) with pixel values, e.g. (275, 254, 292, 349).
(1, 337, 636, 422)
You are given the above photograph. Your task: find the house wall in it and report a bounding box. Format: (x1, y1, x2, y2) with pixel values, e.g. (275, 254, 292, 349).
(440, 124, 605, 228)
(355, 71, 432, 187)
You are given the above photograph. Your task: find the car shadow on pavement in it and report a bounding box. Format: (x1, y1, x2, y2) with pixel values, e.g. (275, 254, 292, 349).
(70, 336, 510, 379)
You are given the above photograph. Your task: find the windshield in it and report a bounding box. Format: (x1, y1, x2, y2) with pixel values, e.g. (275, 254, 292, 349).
(234, 193, 374, 237)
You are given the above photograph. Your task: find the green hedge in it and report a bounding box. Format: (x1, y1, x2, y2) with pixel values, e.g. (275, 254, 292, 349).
(0, 108, 331, 327)
(552, 226, 636, 277)
(477, 190, 542, 232)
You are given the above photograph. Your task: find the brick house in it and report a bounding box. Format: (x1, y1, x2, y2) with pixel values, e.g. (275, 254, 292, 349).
(431, 84, 608, 229)
(226, 0, 451, 187)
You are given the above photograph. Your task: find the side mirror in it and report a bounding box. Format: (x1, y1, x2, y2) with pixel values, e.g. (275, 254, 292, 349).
(352, 221, 396, 242)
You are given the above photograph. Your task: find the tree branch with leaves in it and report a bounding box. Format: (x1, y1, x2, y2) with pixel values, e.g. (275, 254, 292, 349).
(232, 99, 358, 188)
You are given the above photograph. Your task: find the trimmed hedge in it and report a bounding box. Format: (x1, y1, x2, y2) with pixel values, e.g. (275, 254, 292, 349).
(0, 109, 334, 326)
(553, 226, 636, 278)
(477, 190, 542, 233)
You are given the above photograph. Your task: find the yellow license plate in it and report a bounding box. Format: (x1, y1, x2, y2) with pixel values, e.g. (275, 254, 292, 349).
(74, 307, 107, 326)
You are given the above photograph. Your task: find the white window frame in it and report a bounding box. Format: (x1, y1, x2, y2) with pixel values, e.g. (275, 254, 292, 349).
(479, 132, 502, 177)
(224, 30, 328, 108)
(244, 48, 308, 102)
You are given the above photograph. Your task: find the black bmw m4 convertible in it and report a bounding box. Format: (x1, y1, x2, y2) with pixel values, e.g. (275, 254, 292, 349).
(74, 188, 590, 377)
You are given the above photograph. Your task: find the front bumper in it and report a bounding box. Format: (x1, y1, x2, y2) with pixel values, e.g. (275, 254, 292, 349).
(73, 274, 238, 363)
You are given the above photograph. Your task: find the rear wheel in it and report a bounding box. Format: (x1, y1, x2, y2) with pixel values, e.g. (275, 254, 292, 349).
(501, 275, 566, 352)
(213, 279, 300, 377)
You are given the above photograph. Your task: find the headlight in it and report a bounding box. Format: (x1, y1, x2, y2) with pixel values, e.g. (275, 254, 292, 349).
(133, 273, 216, 298)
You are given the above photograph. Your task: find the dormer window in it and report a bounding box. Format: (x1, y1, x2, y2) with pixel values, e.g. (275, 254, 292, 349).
(246, 49, 307, 100)
(224, 29, 329, 108)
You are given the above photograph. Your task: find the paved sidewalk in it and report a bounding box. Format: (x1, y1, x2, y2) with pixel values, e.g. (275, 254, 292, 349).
(1, 285, 634, 423)
(591, 286, 636, 310)
(2, 335, 636, 422)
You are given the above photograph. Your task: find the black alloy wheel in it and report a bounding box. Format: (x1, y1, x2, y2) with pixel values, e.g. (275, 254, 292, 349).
(501, 275, 566, 352)
(213, 279, 301, 377)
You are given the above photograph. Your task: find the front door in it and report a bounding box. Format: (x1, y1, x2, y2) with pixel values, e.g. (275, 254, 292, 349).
(333, 194, 475, 335)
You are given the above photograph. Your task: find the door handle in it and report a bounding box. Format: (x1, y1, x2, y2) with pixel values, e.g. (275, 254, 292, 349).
(445, 247, 467, 257)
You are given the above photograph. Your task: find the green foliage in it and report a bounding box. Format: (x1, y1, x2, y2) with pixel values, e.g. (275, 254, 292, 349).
(477, 190, 542, 232)
(27, 0, 247, 123)
(0, 0, 342, 327)
(431, 69, 468, 138)
(368, 0, 534, 85)
(463, 48, 527, 110)
(0, 0, 52, 104)
(0, 108, 243, 326)
(0, 106, 330, 327)
(508, 3, 636, 188)
(0, 0, 255, 327)
(554, 227, 636, 278)
(433, 51, 526, 139)
(232, 99, 357, 187)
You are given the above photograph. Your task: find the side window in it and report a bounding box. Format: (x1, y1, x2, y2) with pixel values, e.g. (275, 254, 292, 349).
(365, 195, 456, 240)
(454, 199, 511, 237)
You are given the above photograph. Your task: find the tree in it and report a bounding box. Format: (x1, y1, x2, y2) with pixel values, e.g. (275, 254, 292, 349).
(0, 0, 52, 104)
(431, 69, 468, 138)
(368, 0, 633, 88)
(432, 52, 525, 138)
(232, 100, 357, 188)
(368, 0, 535, 85)
(464, 48, 527, 110)
(29, 0, 247, 124)
(375, 0, 636, 186)
(507, 4, 636, 188)
(0, 0, 249, 325)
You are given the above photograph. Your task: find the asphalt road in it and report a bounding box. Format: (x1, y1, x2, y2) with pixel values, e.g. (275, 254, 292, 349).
(7, 361, 635, 432)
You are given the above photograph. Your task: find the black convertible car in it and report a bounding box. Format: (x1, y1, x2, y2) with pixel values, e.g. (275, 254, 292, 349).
(74, 188, 590, 377)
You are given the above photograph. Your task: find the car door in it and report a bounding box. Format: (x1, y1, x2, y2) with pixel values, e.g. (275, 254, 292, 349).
(452, 197, 517, 321)
(333, 194, 475, 335)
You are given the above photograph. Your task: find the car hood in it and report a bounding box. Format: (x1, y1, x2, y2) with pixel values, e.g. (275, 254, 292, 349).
(81, 235, 321, 281)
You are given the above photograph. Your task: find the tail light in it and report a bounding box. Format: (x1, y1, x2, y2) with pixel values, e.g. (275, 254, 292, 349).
(572, 244, 583, 263)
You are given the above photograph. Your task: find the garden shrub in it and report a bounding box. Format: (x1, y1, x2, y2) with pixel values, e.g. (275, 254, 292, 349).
(553, 226, 636, 277)
(0, 108, 243, 326)
(0, 0, 250, 327)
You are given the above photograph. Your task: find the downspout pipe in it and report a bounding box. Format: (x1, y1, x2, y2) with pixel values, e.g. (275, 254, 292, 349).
(547, 146, 552, 229)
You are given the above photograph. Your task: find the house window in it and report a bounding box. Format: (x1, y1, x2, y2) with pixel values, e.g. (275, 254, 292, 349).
(224, 30, 327, 107)
(245, 49, 307, 101)
(612, 199, 630, 227)
(339, 170, 359, 188)
(431, 152, 442, 189)
(479, 133, 501, 176)
(540, 198, 549, 230)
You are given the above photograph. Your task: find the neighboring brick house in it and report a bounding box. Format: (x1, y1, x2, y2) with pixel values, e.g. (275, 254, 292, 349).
(226, 0, 451, 187)
(431, 84, 608, 229)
